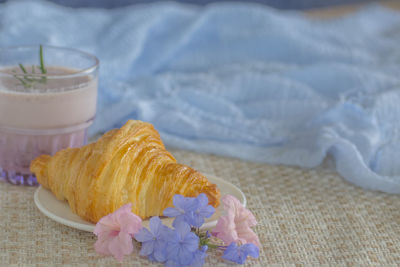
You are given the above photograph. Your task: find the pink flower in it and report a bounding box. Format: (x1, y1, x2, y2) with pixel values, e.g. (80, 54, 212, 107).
(94, 203, 142, 261)
(212, 195, 260, 248)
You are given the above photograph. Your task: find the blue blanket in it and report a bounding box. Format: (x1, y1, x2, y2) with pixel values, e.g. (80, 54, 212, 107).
(1, 0, 400, 193)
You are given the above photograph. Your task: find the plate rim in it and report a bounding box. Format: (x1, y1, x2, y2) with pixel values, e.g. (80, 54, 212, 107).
(34, 186, 95, 232)
(34, 174, 246, 232)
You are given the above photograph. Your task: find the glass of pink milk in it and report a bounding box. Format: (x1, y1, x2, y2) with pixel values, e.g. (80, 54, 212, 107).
(0, 45, 99, 185)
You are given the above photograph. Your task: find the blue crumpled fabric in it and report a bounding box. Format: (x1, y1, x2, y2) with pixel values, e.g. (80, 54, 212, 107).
(1, 0, 400, 193)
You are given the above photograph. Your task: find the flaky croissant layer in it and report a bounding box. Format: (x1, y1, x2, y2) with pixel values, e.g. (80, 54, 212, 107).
(30, 120, 220, 223)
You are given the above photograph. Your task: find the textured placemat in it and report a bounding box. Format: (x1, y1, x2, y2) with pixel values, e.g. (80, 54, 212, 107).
(1, 148, 399, 266)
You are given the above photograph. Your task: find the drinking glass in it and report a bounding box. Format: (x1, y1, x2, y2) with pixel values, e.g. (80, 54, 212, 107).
(0, 45, 99, 185)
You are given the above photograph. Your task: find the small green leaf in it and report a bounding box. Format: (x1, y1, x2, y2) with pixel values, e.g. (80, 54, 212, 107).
(18, 63, 28, 74)
(14, 75, 32, 88)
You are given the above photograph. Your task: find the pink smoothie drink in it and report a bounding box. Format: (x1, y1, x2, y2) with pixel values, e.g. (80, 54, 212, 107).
(0, 46, 99, 185)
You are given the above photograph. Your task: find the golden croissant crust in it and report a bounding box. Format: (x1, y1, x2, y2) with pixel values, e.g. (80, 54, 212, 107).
(30, 120, 220, 223)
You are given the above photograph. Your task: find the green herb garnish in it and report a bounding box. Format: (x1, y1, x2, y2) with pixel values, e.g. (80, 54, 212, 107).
(14, 45, 47, 88)
(18, 63, 28, 74)
(39, 45, 47, 75)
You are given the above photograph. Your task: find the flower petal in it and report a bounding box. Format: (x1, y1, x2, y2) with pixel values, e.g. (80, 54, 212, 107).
(241, 243, 260, 259)
(212, 215, 237, 245)
(108, 231, 134, 261)
(222, 195, 240, 210)
(134, 228, 153, 242)
(166, 241, 180, 260)
(172, 214, 187, 228)
(190, 213, 205, 228)
(174, 221, 191, 239)
(214, 194, 260, 248)
(237, 227, 261, 248)
(163, 207, 181, 217)
(94, 214, 118, 236)
(222, 243, 241, 264)
(236, 208, 257, 228)
(192, 247, 208, 267)
(178, 247, 195, 265)
(160, 225, 174, 240)
(139, 241, 154, 256)
(182, 198, 199, 212)
(147, 253, 157, 262)
(94, 232, 114, 255)
(199, 205, 215, 218)
(118, 203, 133, 214)
(149, 216, 162, 235)
(118, 212, 142, 235)
(182, 232, 200, 252)
(153, 245, 167, 262)
(172, 194, 185, 208)
(151, 238, 168, 262)
(165, 260, 179, 267)
(196, 193, 208, 207)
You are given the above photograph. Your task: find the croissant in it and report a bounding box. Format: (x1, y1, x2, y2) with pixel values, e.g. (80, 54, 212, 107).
(30, 120, 220, 223)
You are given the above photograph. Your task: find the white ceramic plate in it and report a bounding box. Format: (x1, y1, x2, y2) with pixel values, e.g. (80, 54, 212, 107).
(34, 174, 246, 232)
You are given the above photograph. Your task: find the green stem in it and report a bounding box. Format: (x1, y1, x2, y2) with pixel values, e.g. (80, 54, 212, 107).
(18, 63, 36, 82)
(18, 63, 28, 74)
(39, 45, 47, 74)
(199, 234, 222, 250)
(206, 243, 220, 249)
(39, 45, 47, 83)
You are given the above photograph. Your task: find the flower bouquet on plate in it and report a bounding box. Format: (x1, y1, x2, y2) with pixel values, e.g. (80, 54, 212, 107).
(93, 194, 260, 266)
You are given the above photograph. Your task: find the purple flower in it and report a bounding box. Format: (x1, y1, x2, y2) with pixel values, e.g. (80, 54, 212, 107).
(0, 168, 6, 181)
(134, 216, 172, 262)
(164, 194, 215, 228)
(190, 194, 215, 227)
(191, 245, 208, 267)
(8, 171, 23, 185)
(165, 221, 199, 266)
(27, 175, 38, 186)
(163, 195, 199, 227)
(222, 242, 259, 264)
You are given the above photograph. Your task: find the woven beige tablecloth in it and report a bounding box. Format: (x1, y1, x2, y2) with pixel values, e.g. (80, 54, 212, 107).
(1, 148, 399, 266)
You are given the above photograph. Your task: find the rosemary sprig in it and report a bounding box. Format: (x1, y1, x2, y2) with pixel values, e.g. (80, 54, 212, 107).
(18, 63, 27, 74)
(18, 63, 35, 83)
(39, 45, 47, 74)
(39, 45, 47, 83)
(14, 45, 47, 88)
(14, 75, 31, 88)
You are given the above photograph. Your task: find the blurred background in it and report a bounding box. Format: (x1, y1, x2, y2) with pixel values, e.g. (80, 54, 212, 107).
(0, 0, 385, 9)
(1, 0, 400, 193)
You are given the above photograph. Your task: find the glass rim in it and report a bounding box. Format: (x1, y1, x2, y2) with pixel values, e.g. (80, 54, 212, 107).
(0, 45, 99, 79)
